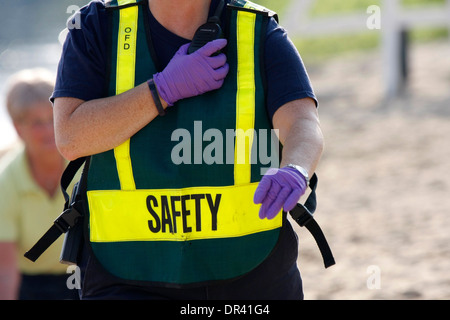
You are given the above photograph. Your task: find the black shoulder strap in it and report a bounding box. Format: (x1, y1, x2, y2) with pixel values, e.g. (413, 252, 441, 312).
(289, 174, 336, 268)
(24, 157, 89, 262)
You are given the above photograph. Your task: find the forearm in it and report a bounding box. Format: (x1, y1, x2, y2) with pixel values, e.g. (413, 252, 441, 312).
(0, 270, 20, 300)
(280, 116, 324, 176)
(273, 98, 324, 177)
(54, 39, 228, 161)
(0, 243, 20, 300)
(54, 82, 167, 160)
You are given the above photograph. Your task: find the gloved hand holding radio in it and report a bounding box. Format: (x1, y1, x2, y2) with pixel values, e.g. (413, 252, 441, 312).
(153, 39, 229, 106)
(254, 167, 308, 220)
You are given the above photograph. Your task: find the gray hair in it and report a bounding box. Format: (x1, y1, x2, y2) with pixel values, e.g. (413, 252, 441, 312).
(5, 68, 55, 122)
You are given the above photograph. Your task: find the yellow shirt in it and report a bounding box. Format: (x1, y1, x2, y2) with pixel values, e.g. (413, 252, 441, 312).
(0, 146, 77, 275)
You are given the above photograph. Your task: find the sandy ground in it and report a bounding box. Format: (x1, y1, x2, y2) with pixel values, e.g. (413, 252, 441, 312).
(1, 39, 448, 301)
(294, 40, 450, 300)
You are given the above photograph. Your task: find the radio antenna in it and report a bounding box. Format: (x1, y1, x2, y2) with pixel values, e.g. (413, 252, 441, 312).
(209, 0, 225, 24)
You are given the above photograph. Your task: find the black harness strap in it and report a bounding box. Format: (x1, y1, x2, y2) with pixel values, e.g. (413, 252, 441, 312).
(24, 157, 88, 262)
(289, 174, 336, 268)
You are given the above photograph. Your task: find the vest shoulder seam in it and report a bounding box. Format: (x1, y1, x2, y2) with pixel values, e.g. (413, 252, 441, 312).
(227, 3, 278, 22)
(104, 0, 145, 10)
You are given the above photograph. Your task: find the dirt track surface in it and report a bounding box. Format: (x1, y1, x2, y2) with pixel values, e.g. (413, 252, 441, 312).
(295, 40, 450, 300)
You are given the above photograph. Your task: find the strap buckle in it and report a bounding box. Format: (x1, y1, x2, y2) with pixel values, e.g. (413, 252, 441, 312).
(289, 202, 336, 268)
(53, 207, 82, 233)
(290, 203, 314, 227)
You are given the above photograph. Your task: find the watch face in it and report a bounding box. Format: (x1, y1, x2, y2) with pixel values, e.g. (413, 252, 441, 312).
(287, 164, 309, 181)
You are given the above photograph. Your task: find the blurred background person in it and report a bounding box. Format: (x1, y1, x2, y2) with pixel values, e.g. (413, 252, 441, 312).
(0, 68, 78, 300)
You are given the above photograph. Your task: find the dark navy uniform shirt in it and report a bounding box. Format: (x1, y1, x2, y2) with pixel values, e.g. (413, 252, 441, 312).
(51, 0, 317, 121)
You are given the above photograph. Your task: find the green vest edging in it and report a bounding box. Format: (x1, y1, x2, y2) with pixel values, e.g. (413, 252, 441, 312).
(92, 228, 280, 285)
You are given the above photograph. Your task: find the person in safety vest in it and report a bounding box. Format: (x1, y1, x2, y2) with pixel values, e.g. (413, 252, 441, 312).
(52, 0, 323, 300)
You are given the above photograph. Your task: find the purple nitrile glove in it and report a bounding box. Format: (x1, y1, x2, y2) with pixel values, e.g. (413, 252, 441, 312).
(254, 167, 308, 220)
(153, 39, 229, 106)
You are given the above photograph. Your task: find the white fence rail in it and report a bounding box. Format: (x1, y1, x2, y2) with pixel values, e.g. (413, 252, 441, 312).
(283, 0, 450, 98)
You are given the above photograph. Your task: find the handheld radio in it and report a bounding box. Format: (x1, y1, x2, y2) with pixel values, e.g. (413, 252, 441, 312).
(188, 0, 225, 54)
